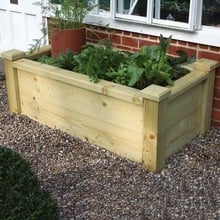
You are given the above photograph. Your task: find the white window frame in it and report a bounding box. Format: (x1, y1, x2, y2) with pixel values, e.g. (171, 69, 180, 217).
(94, 0, 202, 31)
(47, 0, 220, 48)
(84, 0, 220, 47)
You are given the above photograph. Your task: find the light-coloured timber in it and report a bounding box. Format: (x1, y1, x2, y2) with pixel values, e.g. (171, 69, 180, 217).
(1, 47, 219, 172)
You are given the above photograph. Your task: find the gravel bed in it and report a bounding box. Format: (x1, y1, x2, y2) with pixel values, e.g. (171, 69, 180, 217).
(0, 78, 220, 219)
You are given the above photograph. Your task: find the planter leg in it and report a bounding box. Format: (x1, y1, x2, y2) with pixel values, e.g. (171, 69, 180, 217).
(1, 49, 26, 113)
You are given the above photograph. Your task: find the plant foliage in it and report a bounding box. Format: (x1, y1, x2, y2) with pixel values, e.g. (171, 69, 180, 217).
(73, 42, 130, 82)
(0, 147, 60, 220)
(29, 0, 96, 53)
(37, 36, 190, 89)
(36, 0, 95, 29)
(108, 35, 189, 89)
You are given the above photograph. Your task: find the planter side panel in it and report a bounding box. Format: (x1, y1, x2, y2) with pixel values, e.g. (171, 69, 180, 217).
(165, 80, 206, 158)
(17, 69, 143, 162)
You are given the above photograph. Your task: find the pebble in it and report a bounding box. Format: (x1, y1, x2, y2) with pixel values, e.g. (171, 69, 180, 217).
(0, 77, 219, 219)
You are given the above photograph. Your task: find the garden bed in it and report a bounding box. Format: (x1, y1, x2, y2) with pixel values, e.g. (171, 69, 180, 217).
(1, 46, 219, 171)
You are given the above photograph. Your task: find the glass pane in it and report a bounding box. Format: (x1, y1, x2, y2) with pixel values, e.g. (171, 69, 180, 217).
(99, 0, 110, 11)
(155, 0, 190, 22)
(116, 0, 147, 16)
(50, 0, 61, 3)
(202, 0, 220, 27)
(10, 0, 18, 4)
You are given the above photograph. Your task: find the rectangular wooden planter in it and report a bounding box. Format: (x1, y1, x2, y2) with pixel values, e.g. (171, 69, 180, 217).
(2, 47, 219, 172)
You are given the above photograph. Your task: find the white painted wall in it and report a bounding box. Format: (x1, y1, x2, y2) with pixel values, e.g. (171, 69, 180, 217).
(0, 0, 43, 54)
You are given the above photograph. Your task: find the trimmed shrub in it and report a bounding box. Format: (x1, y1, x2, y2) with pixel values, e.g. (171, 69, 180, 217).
(0, 147, 60, 219)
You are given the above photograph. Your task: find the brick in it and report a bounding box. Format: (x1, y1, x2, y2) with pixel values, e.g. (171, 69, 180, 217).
(213, 98, 220, 109)
(115, 44, 132, 51)
(98, 26, 109, 32)
(149, 35, 158, 41)
(139, 39, 158, 48)
(88, 31, 109, 41)
(86, 39, 98, 44)
(110, 34, 121, 45)
(115, 30, 123, 35)
(212, 109, 220, 121)
(215, 76, 220, 87)
(216, 67, 220, 76)
(198, 51, 220, 62)
(188, 42, 197, 48)
(210, 46, 220, 52)
(178, 40, 187, 46)
(122, 36, 139, 48)
(123, 31, 131, 36)
(140, 33, 150, 39)
(211, 120, 220, 127)
(131, 48, 141, 52)
(170, 39, 178, 45)
(214, 87, 220, 98)
(199, 44, 209, 50)
(168, 45, 197, 57)
(132, 32, 140, 38)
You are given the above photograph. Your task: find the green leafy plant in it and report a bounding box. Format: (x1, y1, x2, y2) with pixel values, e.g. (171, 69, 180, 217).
(38, 54, 61, 67)
(0, 147, 60, 220)
(29, 0, 96, 53)
(108, 35, 189, 89)
(36, 0, 95, 29)
(37, 36, 190, 89)
(72, 41, 130, 82)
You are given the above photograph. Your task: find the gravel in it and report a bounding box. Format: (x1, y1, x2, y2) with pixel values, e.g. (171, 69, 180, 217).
(0, 66, 220, 219)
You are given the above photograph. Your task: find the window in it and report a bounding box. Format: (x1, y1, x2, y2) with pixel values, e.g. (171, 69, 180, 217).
(87, 1, 202, 31)
(99, 0, 110, 11)
(202, 0, 220, 27)
(48, 0, 220, 46)
(10, 0, 18, 4)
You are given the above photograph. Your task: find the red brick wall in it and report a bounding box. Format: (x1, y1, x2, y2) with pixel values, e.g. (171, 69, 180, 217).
(86, 26, 220, 127)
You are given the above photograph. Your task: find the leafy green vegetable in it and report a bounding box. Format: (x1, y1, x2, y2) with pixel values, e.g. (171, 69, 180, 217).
(73, 43, 129, 82)
(37, 36, 190, 89)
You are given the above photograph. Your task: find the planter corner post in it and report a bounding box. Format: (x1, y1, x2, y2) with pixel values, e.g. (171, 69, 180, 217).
(1, 49, 26, 113)
(193, 58, 220, 133)
(141, 85, 170, 172)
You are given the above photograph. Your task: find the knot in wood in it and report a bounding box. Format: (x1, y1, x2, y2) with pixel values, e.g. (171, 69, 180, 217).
(148, 133, 155, 140)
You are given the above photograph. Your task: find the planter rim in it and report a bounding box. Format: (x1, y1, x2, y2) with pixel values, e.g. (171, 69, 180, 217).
(51, 26, 86, 31)
(12, 57, 212, 104)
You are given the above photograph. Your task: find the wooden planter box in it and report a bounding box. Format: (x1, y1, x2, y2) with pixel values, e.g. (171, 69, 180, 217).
(2, 47, 219, 172)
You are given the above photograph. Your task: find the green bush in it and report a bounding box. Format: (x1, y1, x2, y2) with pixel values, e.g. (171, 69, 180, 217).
(0, 147, 60, 220)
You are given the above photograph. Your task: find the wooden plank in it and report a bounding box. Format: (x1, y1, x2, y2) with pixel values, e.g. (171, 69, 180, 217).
(199, 70, 215, 133)
(166, 84, 202, 129)
(1, 50, 27, 113)
(3, 60, 21, 113)
(165, 109, 200, 158)
(168, 69, 207, 101)
(142, 85, 170, 172)
(192, 58, 220, 72)
(18, 70, 143, 162)
(14, 59, 144, 105)
(166, 112, 199, 157)
(141, 84, 170, 102)
(1, 49, 26, 61)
